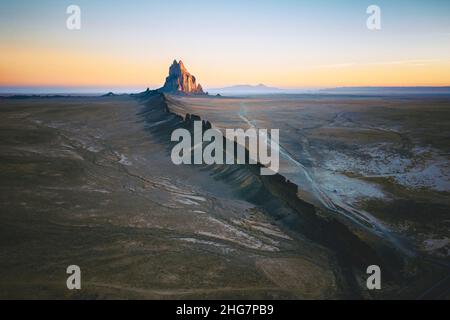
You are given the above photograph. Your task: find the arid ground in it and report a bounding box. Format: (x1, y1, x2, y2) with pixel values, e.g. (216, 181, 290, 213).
(0, 93, 449, 299)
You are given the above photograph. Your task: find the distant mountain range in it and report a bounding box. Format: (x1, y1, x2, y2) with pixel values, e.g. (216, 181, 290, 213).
(320, 86, 450, 95)
(208, 84, 283, 95)
(205, 85, 450, 96)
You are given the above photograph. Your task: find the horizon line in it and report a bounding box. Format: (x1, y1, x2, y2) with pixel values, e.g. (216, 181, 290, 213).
(1, 84, 450, 92)
(2, 85, 450, 96)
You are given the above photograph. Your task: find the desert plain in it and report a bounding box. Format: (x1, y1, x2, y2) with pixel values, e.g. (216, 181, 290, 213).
(0, 92, 449, 299)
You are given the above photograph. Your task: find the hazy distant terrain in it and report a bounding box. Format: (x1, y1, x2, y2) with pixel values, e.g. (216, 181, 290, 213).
(207, 84, 283, 95)
(0, 93, 449, 299)
(320, 87, 450, 95)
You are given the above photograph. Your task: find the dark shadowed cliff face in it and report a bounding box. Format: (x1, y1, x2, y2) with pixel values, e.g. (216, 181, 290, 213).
(159, 60, 205, 95)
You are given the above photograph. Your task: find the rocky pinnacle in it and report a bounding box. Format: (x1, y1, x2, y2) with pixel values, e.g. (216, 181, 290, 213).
(159, 60, 205, 95)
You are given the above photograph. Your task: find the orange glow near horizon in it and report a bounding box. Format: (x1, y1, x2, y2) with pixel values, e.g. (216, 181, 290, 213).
(2, 1, 450, 90)
(1, 44, 450, 89)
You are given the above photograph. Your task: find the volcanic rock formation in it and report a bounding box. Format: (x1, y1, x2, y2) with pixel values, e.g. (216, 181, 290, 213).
(159, 60, 205, 95)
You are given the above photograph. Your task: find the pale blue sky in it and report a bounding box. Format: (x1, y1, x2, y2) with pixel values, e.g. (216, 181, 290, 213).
(1, 0, 450, 90)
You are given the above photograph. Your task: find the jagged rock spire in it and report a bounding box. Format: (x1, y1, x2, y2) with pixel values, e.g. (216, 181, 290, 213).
(159, 60, 205, 95)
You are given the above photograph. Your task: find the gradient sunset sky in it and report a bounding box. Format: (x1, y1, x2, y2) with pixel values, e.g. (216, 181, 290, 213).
(1, 0, 450, 91)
